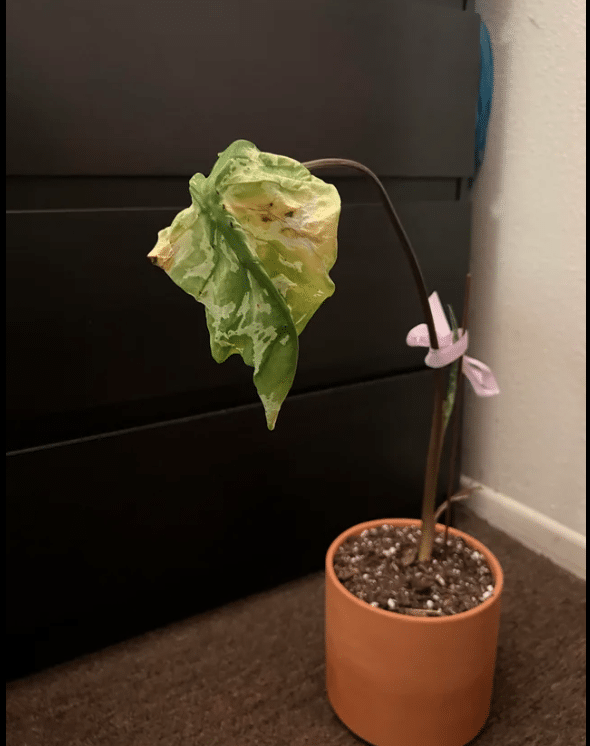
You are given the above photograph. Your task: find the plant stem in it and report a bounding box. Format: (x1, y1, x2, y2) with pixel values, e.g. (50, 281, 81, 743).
(302, 160, 439, 351)
(443, 273, 471, 549)
(434, 486, 480, 523)
(418, 367, 446, 560)
(302, 158, 444, 561)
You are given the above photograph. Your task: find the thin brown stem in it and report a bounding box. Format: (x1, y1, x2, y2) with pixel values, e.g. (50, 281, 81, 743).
(443, 273, 472, 549)
(417, 367, 446, 561)
(303, 158, 444, 563)
(302, 159, 439, 352)
(434, 486, 480, 523)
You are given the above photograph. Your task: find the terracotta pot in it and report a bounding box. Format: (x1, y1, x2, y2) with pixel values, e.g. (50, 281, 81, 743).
(325, 518, 503, 746)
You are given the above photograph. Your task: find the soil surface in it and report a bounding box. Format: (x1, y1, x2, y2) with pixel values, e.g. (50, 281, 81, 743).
(333, 524, 495, 616)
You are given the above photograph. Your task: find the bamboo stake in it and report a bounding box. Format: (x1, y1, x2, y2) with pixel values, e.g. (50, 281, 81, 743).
(443, 273, 471, 550)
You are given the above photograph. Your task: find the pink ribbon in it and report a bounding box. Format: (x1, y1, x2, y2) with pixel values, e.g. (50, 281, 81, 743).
(406, 292, 500, 397)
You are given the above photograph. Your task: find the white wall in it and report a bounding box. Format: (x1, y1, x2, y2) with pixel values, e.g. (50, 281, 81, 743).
(462, 0, 586, 540)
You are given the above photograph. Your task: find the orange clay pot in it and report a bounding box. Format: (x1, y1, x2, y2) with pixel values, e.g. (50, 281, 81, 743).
(325, 518, 503, 746)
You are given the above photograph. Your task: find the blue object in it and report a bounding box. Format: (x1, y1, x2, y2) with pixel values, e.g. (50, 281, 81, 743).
(468, 19, 493, 189)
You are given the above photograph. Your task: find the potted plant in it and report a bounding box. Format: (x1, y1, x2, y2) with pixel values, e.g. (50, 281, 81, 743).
(147, 140, 502, 746)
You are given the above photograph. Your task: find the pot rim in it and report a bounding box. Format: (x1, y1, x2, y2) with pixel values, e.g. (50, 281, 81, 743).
(326, 517, 504, 624)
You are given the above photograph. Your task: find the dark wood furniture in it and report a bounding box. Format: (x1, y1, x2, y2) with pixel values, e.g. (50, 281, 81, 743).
(6, 0, 480, 680)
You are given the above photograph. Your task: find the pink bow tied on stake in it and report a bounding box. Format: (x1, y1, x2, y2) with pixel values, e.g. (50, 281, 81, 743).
(406, 292, 500, 397)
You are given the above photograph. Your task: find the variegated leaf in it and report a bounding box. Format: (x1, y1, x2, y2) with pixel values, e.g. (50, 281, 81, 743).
(148, 140, 341, 429)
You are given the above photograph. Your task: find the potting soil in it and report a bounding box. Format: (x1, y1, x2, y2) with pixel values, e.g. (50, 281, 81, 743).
(333, 524, 495, 616)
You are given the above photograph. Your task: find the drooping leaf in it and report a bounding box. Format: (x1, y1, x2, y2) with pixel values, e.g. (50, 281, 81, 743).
(148, 140, 341, 429)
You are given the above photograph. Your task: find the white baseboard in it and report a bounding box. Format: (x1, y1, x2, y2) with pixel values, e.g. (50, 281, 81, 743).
(460, 475, 586, 581)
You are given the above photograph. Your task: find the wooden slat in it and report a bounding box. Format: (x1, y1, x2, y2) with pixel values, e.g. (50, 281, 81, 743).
(6, 200, 471, 449)
(6, 175, 459, 211)
(7, 0, 479, 177)
(6, 370, 458, 680)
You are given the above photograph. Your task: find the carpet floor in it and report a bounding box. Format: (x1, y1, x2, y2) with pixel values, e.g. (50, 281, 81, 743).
(6, 509, 586, 746)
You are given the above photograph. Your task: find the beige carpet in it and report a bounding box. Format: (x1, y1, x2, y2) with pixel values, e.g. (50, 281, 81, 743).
(6, 509, 586, 746)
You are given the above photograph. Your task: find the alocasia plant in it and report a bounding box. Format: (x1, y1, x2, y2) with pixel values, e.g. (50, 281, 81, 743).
(148, 139, 340, 430)
(149, 139, 498, 562)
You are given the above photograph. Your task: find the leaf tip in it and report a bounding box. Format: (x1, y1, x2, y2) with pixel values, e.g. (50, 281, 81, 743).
(265, 411, 279, 431)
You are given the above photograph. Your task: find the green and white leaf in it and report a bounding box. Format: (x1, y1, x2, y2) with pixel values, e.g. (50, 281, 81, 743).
(148, 140, 341, 430)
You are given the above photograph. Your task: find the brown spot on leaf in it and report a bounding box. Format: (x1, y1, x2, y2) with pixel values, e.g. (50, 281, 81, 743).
(147, 243, 175, 272)
(284, 210, 294, 218)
